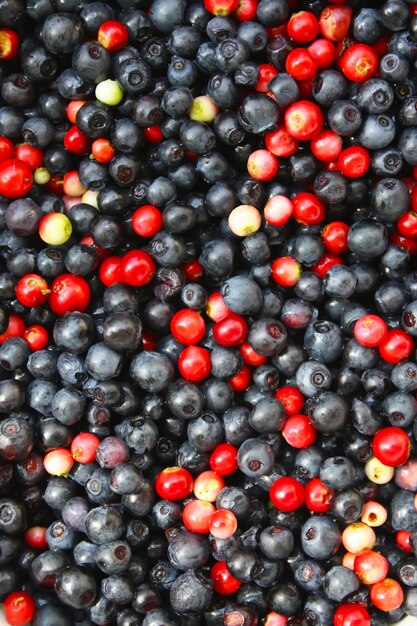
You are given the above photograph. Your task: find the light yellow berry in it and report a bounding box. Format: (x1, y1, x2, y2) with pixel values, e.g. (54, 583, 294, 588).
(189, 95, 219, 123)
(95, 79, 124, 106)
(365, 456, 395, 484)
(228, 204, 262, 237)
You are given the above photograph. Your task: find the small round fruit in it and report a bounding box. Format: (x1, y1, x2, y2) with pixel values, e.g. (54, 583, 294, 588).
(270, 476, 305, 512)
(228, 205, 262, 237)
(372, 427, 410, 467)
(39, 213, 72, 245)
(155, 466, 194, 501)
(3, 591, 36, 626)
(43, 448, 74, 476)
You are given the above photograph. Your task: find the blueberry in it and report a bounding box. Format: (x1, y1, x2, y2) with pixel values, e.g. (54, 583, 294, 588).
(301, 516, 341, 560)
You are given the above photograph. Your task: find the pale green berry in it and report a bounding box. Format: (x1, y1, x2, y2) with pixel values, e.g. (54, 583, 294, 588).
(189, 95, 219, 123)
(34, 167, 51, 185)
(95, 79, 124, 106)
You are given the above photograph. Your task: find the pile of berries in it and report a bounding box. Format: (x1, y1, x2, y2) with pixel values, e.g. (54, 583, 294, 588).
(2, 0, 417, 625)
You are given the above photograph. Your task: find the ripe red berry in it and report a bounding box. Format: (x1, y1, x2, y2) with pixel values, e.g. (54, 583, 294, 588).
(292, 192, 326, 225)
(255, 64, 278, 92)
(340, 43, 379, 83)
(213, 313, 247, 346)
(396, 530, 412, 553)
(91, 138, 115, 162)
(211, 561, 242, 595)
(49, 274, 91, 316)
(338, 146, 370, 178)
(24, 526, 48, 550)
(120, 250, 156, 287)
(282, 414, 317, 448)
(308, 38, 336, 69)
(372, 427, 410, 467)
(370, 578, 404, 612)
(210, 443, 238, 475)
(354, 315, 388, 348)
(285, 101, 324, 141)
(311, 130, 343, 162)
(155, 466, 194, 501)
(0, 158, 33, 198)
(275, 386, 304, 416)
(204, 0, 239, 16)
(0, 314, 25, 345)
(379, 329, 414, 364)
(14, 143, 43, 170)
(321, 221, 349, 254)
(239, 342, 268, 366)
(270, 476, 305, 512)
(234, 0, 257, 21)
(64, 125, 91, 155)
(334, 603, 370, 626)
(272, 257, 302, 288)
(99, 256, 123, 287)
(0, 136, 15, 163)
(247, 149, 278, 181)
(287, 11, 319, 43)
(178, 346, 211, 381)
(305, 478, 334, 513)
(16, 274, 50, 308)
(265, 126, 299, 157)
(311, 252, 343, 277)
(71, 432, 101, 464)
(182, 499, 215, 534)
(132, 205, 163, 238)
(23, 325, 49, 351)
(170, 309, 206, 345)
(286, 48, 318, 81)
(229, 363, 251, 392)
(98, 20, 129, 52)
(4, 591, 36, 626)
(0, 28, 20, 61)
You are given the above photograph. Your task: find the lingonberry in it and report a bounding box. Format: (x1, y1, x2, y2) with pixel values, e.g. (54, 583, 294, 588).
(354, 550, 389, 585)
(178, 346, 212, 381)
(370, 578, 404, 611)
(210, 444, 238, 475)
(270, 477, 305, 512)
(210, 561, 242, 595)
(272, 257, 302, 288)
(16, 274, 50, 308)
(3, 591, 36, 626)
(182, 499, 215, 534)
(71, 432, 100, 464)
(155, 467, 194, 501)
(170, 309, 206, 345)
(43, 448, 74, 477)
(372, 427, 410, 467)
(354, 315, 388, 348)
(282, 414, 317, 448)
(333, 604, 370, 626)
(132, 205, 163, 238)
(38, 213, 72, 246)
(194, 471, 225, 502)
(379, 329, 414, 364)
(49, 274, 90, 315)
(208, 509, 238, 538)
(305, 478, 334, 513)
(275, 387, 304, 416)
